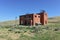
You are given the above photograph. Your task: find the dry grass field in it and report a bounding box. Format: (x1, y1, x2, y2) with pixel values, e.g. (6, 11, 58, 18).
(0, 16, 60, 40)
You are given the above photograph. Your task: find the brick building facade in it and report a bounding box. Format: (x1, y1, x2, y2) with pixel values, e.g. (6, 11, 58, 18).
(19, 11, 48, 26)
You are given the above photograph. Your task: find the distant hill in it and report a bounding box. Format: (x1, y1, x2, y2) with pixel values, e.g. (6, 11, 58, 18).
(0, 16, 60, 26)
(48, 16, 60, 23)
(0, 20, 19, 26)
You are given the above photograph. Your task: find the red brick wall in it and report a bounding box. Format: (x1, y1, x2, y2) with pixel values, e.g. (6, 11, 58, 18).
(19, 12, 48, 26)
(33, 14, 40, 25)
(40, 12, 48, 25)
(44, 13, 48, 24)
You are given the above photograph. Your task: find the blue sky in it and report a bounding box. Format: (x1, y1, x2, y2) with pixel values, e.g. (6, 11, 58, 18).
(0, 0, 60, 22)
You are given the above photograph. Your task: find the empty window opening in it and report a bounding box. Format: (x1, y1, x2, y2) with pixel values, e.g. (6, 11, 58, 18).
(35, 15, 37, 17)
(38, 16, 40, 18)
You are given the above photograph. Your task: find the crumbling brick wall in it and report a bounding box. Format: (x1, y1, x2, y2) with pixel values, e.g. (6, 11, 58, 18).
(19, 12, 48, 26)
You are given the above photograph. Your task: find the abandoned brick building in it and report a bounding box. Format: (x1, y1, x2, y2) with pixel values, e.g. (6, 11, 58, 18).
(19, 11, 48, 26)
